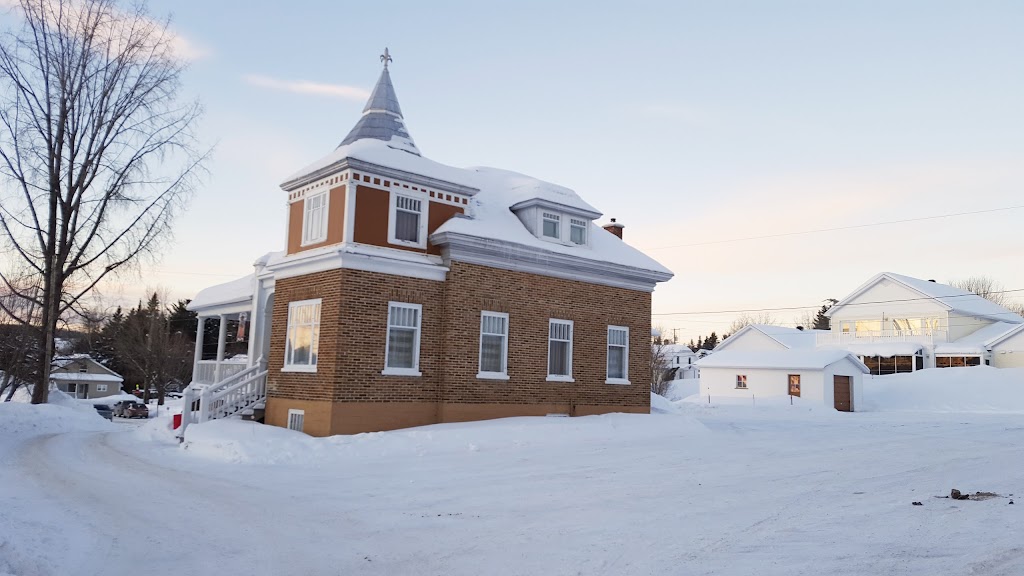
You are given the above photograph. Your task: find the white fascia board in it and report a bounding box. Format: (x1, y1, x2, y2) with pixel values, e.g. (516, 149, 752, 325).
(825, 272, 952, 318)
(432, 231, 671, 292)
(266, 243, 448, 282)
(190, 301, 253, 317)
(281, 157, 479, 197)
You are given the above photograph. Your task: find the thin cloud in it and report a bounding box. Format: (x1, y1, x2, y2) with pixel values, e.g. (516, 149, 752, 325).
(244, 74, 370, 101)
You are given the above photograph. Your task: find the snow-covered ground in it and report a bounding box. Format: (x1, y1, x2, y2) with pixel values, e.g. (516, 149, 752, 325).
(2, 376, 1023, 576)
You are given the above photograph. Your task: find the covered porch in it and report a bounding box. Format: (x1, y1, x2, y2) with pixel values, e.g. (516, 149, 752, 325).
(186, 274, 267, 387)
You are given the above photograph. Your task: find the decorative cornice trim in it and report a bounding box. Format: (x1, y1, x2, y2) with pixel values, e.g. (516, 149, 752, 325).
(281, 157, 479, 197)
(431, 231, 671, 293)
(266, 244, 448, 282)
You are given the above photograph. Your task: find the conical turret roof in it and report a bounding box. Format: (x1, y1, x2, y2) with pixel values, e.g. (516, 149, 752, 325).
(338, 52, 419, 155)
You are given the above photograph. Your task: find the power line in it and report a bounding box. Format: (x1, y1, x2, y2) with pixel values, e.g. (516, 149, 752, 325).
(652, 288, 1024, 316)
(644, 204, 1024, 251)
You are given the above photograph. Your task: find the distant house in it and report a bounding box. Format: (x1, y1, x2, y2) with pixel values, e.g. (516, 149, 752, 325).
(819, 273, 1024, 373)
(49, 355, 123, 400)
(662, 344, 699, 380)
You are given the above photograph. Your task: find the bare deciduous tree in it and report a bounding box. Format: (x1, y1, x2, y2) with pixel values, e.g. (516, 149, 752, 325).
(949, 276, 1024, 316)
(0, 0, 205, 403)
(650, 326, 672, 396)
(728, 312, 779, 335)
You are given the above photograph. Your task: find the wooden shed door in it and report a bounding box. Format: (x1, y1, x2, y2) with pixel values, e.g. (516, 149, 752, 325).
(833, 375, 852, 412)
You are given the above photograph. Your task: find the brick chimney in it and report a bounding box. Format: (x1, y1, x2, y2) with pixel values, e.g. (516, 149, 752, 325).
(603, 218, 624, 239)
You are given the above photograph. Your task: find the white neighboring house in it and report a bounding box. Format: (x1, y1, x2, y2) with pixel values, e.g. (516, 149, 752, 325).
(662, 344, 699, 380)
(49, 355, 124, 400)
(818, 272, 1024, 373)
(697, 349, 867, 411)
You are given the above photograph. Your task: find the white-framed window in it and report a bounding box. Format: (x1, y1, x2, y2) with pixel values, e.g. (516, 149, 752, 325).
(569, 218, 587, 245)
(388, 193, 427, 248)
(287, 409, 305, 432)
(478, 311, 509, 379)
(547, 319, 574, 381)
(606, 325, 629, 384)
(542, 212, 560, 239)
(301, 191, 328, 245)
(96, 384, 108, 392)
(283, 299, 321, 372)
(383, 302, 422, 376)
(736, 375, 748, 389)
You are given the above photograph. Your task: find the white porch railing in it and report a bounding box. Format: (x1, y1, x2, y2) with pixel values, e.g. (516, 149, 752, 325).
(179, 359, 268, 439)
(192, 360, 249, 385)
(816, 330, 948, 346)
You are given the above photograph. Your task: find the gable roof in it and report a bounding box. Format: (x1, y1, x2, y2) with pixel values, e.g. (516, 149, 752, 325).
(716, 324, 820, 352)
(696, 349, 869, 372)
(51, 355, 123, 378)
(934, 321, 1024, 354)
(827, 272, 1024, 323)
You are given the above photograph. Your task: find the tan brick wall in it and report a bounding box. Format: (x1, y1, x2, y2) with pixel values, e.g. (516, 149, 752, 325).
(265, 261, 652, 434)
(441, 261, 651, 411)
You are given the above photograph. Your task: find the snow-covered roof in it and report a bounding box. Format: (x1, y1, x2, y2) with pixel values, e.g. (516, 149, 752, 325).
(697, 349, 869, 372)
(718, 325, 822, 351)
(188, 275, 254, 312)
(432, 167, 670, 277)
(663, 344, 697, 356)
(822, 341, 924, 358)
(829, 272, 1024, 323)
(934, 322, 1024, 354)
(49, 372, 123, 383)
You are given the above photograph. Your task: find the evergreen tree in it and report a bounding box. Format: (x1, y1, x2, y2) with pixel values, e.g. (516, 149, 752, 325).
(813, 299, 839, 330)
(688, 338, 696, 352)
(167, 299, 197, 341)
(704, 332, 719, 350)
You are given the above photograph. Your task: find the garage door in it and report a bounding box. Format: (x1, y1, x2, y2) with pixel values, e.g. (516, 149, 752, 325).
(833, 375, 852, 412)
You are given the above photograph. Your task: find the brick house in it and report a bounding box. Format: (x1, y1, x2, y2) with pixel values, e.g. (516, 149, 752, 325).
(182, 53, 672, 437)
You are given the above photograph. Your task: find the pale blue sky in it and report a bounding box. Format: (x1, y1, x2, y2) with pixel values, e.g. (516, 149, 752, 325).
(87, 1, 1024, 339)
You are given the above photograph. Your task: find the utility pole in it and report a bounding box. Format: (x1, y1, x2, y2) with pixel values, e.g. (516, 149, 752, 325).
(671, 328, 679, 344)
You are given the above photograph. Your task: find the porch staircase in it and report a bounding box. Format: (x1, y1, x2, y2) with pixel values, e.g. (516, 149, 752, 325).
(178, 360, 268, 438)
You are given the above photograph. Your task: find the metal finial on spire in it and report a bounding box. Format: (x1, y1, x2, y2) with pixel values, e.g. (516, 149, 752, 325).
(380, 47, 392, 69)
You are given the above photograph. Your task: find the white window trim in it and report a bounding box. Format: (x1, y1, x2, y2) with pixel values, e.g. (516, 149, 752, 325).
(387, 191, 429, 249)
(546, 318, 574, 382)
(287, 408, 305, 432)
(300, 191, 329, 246)
(569, 217, 589, 247)
(96, 384, 108, 392)
(477, 311, 510, 380)
(606, 325, 630, 385)
(282, 298, 321, 373)
(736, 374, 748, 389)
(382, 301, 423, 377)
(540, 211, 561, 241)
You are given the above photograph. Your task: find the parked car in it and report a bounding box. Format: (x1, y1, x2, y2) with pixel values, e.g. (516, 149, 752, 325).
(93, 404, 114, 420)
(165, 391, 183, 399)
(113, 400, 149, 419)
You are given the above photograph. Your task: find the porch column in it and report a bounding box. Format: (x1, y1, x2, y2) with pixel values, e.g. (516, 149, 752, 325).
(214, 314, 228, 382)
(193, 316, 206, 378)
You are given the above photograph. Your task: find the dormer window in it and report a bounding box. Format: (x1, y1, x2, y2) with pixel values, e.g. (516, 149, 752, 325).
(542, 212, 560, 239)
(302, 191, 328, 245)
(389, 193, 427, 248)
(569, 218, 587, 245)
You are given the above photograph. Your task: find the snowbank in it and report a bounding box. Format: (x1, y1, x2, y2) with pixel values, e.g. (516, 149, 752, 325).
(180, 411, 711, 466)
(0, 402, 114, 440)
(650, 392, 680, 414)
(862, 366, 1024, 412)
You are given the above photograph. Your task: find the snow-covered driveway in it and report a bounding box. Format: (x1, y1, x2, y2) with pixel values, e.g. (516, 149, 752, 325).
(2, 405, 1022, 576)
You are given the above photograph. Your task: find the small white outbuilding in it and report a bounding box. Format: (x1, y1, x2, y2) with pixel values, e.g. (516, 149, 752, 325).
(696, 349, 869, 411)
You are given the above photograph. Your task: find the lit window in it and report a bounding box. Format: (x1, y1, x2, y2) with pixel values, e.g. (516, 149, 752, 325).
(384, 302, 422, 375)
(547, 319, 573, 380)
(570, 218, 587, 245)
(389, 194, 426, 246)
(302, 192, 328, 245)
(478, 311, 509, 378)
(736, 375, 747, 389)
(284, 299, 321, 371)
(607, 326, 629, 383)
(542, 212, 560, 239)
(788, 374, 801, 397)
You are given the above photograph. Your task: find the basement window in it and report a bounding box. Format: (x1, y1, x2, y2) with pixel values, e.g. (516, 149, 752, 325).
(287, 409, 305, 432)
